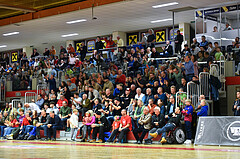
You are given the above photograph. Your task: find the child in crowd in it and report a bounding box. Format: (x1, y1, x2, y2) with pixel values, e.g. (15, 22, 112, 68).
(70, 109, 79, 141)
(106, 116, 120, 143)
(181, 99, 193, 145)
(197, 99, 208, 117)
(79, 110, 95, 142)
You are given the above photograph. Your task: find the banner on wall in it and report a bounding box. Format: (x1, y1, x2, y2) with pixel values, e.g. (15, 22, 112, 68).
(128, 34, 138, 45)
(169, 28, 179, 40)
(76, 42, 82, 53)
(156, 31, 165, 42)
(195, 116, 240, 146)
(87, 40, 95, 52)
(11, 52, 18, 62)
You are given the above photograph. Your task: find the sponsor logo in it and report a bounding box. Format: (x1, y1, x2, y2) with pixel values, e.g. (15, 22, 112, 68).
(226, 121, 240, 141)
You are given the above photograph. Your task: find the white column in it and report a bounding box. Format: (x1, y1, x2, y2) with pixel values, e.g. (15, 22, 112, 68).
(179, 23, 191, 47)
(23, 46, 33, 58)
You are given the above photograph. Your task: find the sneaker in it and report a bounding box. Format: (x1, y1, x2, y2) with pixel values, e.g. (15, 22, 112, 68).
(96, 139, 103, 143)
(71, 139, 76, 141)
(137, 141, 141, 144)
(149, 133, 158, 138)
(77, 135, 82, 139)
(160, 137, 167, 144)
(51, 138, 56, 141)
(66, 128, 71, 132)
(7, 134, 13, 140)
(89, 139, 96, 143)
(184, 139, 191, 145)
(144, 139, 152, 145)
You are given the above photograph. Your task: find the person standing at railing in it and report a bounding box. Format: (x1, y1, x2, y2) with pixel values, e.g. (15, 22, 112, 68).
(174, 30, 183, 54)
(184, 55, 194, 82)
(147, 29, 156, 48)
(104, 35, 116, 61)
(31, 49, 39, 59)
(96, 36, 104, 53)
(79, 42, 87, 62)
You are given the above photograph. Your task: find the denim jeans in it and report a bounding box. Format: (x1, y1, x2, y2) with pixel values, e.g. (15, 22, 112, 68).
(0, 125, 7, 137)
(71, 128, 78, 140)
(4, 127, 14, 136)
(47, 125, 62, 139)
(156, 123, 175, 138)
(25, 125, 35, 134)
(185, 121, 192, 140)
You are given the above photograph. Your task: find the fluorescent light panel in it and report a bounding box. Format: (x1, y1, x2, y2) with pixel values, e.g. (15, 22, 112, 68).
(152, 2, 178, 8)
(3, 31, 19, 36)
(151, 18, 172, 23)
(61, 33, 79, 38)
(66, 19, 87, 24)
(0, 45, 7, 48)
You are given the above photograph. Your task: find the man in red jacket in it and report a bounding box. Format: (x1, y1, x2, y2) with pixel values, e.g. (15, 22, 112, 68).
(115, 69, 126, 85)
(104, 36, 115, 61)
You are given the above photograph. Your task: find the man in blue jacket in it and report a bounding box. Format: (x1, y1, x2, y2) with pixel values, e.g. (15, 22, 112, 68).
(46, 111, 62, 141)
(233, 92, 240, 116)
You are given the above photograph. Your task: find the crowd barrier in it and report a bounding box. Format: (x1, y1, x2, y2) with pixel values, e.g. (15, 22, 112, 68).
(0, 77, 6, 102)
(25, 92, 37, 103)
(199, 72, 210, 100)
(175, 92, 187, 109)
(11, 99, 23, 109)
(37, 84, 49, 95)
(187, 81, 199, 107)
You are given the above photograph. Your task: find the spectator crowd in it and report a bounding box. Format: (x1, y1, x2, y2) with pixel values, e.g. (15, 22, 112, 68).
(0, 29, 239, 144)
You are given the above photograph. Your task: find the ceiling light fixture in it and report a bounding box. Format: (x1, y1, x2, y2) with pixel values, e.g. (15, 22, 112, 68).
(152, 2, 178, 8)
(61, 33, 79, 38)
(66, 19, 87, 24)
(3, 31, 19, 36)
(0, 45, 7, 48)
(151, 18, 173, 23)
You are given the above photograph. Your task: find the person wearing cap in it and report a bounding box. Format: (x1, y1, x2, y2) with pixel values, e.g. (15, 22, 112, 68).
(103, 77, 114, 94)
(90, 111, 110, 143)
(74, 58, 82, 69)
(182, 99, 193, 144)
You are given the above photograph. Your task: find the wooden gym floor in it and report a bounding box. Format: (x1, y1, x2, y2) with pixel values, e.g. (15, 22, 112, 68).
(0, 140, 239, 159)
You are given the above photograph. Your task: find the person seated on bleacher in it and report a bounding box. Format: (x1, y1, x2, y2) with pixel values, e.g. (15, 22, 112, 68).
(195, 95, 209, 113)
(35, 95, 44, 110)
(154, 87, 167, 105)
(59, 101, 71, 131)
(144, 107, 165, 144)
(232, 91, 240, 116)
(181, 44, 191, 56)
(150, 107, 181, 144)
(24, 103, 41, 115)
(35, 110, 49, 140)
(214, 47, 223, 61)
(56, 95, 68, 108)
(133, 107, 152, 144)
(90, 111, 110, 143)
(197, 99, 208, 117)
(162, 41, 173, 57)
(45, 111, 62, 141)
(165, 96, 177, 118)
(147, 99, 157, 115)
(199, 35, 208, 50)
(106, 109, 132, 143)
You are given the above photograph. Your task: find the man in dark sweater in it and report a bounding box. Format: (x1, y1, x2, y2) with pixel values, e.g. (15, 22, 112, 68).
(174, 30, 183, 54)
(150, 107, 181, 144)
(90, 111, 110, 143)
(46, 111, 62, 141)
(144, 107, 165, 144)
(36, 110, 50, 140)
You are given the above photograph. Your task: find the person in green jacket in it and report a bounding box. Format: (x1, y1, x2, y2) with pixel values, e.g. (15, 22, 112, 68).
(134, 100, 145, 127)
(215, 47, 223, 61)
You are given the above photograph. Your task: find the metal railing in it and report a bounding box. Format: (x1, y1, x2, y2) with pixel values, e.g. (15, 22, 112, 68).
(199, 72, 210, 100)
(0, 77, 6, 102)
(12, 99, 23, 109)
(187, 81, 199, 108)
(219, 55, 226, 91)
(25, 92, 37, 103)
(37, 84, 49, 95)
(175, 92, 187, 109)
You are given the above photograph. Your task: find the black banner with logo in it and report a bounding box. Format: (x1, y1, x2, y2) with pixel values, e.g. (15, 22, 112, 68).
(195, 117, 240, 146)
